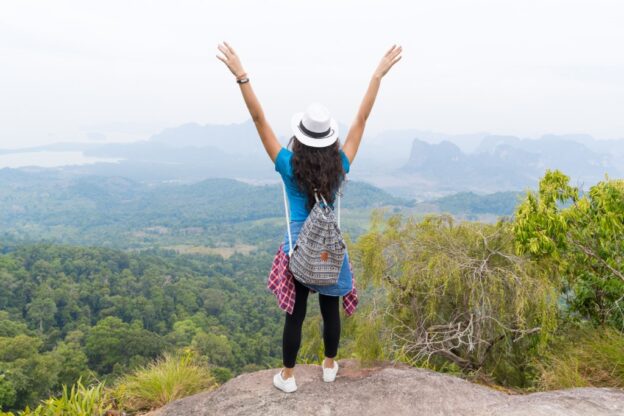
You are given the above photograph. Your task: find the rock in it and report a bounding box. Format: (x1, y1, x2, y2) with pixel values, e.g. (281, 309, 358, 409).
(147, 359, 624, 416)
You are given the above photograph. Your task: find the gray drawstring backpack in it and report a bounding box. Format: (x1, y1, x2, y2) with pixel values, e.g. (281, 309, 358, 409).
(282, 181, 346, 286)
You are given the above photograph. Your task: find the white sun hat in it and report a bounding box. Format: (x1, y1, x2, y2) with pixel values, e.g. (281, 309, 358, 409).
(290, 102, 339, 148)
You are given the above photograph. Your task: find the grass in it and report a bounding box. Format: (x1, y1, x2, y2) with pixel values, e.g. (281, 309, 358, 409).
(534, 325, 624, 390)
(113, 350, 217, 413)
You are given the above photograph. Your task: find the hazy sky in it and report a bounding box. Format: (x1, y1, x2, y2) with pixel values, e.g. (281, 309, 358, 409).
(1, 0, 623, 148)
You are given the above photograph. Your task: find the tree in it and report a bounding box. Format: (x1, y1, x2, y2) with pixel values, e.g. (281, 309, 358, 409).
(50, 338, 91, 389)
(168, 319, 201, 347)
(0, 335, 62, 410)
(25, 285, 57, 332)
(513, 170, 624, 329)
(85, 317, 165, 374)
(0, 374, 17, 409)
(191, 332, 234, 367)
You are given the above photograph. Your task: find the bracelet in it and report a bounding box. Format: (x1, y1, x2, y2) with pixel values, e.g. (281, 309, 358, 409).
(236, 77, 250, 84)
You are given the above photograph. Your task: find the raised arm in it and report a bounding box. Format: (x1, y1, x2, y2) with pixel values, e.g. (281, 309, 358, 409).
(342, 45, 403, 164)
(216, 42, 281, 162)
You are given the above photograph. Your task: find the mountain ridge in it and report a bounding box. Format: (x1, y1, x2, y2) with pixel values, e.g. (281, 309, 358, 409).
(1, 120, 622, 197)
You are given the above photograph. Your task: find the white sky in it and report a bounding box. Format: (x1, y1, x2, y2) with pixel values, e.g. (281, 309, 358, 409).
(1, 0, 623, 148)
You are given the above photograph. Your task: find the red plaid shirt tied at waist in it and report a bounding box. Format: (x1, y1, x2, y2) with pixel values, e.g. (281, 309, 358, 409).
(267, 244, 359, 316)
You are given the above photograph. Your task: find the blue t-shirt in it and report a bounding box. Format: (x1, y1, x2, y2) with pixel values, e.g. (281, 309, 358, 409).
(275, 147, 350, 221)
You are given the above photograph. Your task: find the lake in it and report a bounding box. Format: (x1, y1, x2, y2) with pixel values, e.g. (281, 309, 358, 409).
(0, 151, 122, 168)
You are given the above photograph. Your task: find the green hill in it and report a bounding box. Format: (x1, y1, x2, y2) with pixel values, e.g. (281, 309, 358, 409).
(0, 170, 410, 249)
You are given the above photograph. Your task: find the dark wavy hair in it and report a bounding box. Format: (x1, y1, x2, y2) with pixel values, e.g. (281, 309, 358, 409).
(288, 136, 346, 211)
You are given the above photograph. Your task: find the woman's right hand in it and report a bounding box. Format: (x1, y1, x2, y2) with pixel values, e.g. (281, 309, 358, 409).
(373, 44, 402, 79)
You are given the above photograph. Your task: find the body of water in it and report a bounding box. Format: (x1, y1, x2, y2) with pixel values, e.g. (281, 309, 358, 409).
(0, 151, 122, 168)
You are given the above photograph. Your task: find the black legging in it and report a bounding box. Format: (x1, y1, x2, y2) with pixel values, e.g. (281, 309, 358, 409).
(282, 278, 341, 368)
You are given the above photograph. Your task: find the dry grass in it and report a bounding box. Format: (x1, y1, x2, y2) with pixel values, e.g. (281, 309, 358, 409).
(534, 326, 624, 390)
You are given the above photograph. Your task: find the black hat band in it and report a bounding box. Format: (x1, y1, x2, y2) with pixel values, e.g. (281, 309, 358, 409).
(299, 121, 332, 139)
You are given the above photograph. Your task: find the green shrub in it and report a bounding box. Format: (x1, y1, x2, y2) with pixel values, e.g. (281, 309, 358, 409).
(351, 303, 387, 365)
(0, 377, 112, 416)
(114, 350, 216, 412)
(354, 213, 559, 386)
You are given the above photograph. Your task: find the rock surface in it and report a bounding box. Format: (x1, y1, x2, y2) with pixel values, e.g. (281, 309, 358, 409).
(148, 359, 624, 416)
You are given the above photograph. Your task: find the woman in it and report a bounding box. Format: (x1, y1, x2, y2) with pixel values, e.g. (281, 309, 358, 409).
(216, 41, 402, 393)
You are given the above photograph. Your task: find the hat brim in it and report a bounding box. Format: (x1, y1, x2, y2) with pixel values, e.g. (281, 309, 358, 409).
(290, 112, 339, 148)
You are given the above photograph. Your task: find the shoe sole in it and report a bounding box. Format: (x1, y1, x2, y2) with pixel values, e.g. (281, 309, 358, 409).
(274, 382, 297, 392)
(276, 385, 297, 392)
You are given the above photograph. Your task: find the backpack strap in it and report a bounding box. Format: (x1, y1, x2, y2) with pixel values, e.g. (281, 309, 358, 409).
(336, 179, 344, 229)
(337, 185, 341, 229)
(313, 185, 342, 229)
(281, 180, 294, 256)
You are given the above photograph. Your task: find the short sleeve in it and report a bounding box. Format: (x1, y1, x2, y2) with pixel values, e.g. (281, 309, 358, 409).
(340, 149, 351, 174)
(274, 147, 292, 175)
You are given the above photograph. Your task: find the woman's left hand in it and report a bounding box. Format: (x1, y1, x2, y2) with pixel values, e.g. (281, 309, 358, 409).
(216, 41, 246, 78)
(373, 44, 402, 79)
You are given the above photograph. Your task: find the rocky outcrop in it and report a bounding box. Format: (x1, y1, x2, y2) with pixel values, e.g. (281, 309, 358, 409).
(147, 359, 624, 416)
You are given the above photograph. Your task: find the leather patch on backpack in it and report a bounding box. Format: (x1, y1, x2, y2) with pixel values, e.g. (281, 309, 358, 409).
(320, 251, 329, 262)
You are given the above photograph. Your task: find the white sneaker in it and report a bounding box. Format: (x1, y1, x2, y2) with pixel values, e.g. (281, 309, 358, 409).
(322, 359, 339, 382)
(273, 369, 297, 393)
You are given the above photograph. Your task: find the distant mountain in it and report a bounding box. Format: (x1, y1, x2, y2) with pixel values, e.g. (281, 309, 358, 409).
(363, 129, 489, 154)
(366, 134, 623, 198)
(476, 134, 619, 179)
(390, 139, 536, 194)
(1, 120, 622, 198)
(147, 121, 262, 154)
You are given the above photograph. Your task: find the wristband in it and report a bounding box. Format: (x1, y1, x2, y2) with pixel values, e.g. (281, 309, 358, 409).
(236, 77, 250, 84)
